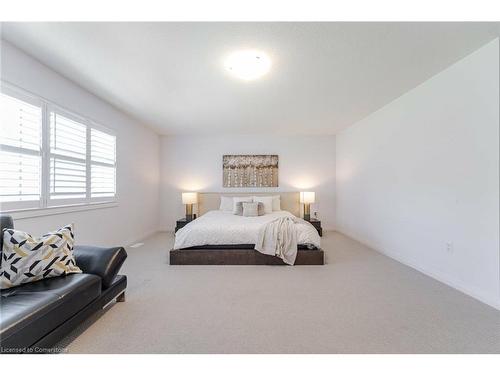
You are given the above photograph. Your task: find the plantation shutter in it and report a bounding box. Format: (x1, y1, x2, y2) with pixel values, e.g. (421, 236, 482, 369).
(91, 128, 116, 198)
(49, 111, 87, 200)
(0, 93, 42, 207)
(1, 85, 117, 212)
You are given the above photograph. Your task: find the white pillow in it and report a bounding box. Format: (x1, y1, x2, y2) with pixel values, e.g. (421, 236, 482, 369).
(233, 196, 253, 213)
(219, 196, 234, 211)
(271, 195, 281, 211)
(253, 196, 273, 214)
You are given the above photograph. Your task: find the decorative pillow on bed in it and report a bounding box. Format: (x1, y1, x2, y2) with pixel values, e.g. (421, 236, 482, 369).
(234, 202, 265, 216)
(0, 224, 82, 290)
(234, 201, 244, 216)
(252, 196, 273, 214)
(242, 202, 260, 217)
(232, 196, 253, 214)
(219, 196, 234, 211)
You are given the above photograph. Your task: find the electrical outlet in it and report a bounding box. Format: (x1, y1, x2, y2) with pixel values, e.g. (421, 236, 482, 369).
(446, 241, 453, 253)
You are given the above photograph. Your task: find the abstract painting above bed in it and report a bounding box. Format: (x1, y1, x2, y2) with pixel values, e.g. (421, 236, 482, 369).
(223, 155, 278, 187)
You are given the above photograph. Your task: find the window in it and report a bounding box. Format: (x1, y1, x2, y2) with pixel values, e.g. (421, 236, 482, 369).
(0, 85, 117, 212)
(91, 128, 116, 198)
(49, 111, 87, 202)
(0, 92, 42, 209)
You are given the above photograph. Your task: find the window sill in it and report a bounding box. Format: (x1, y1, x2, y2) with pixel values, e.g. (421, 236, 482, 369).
(2, 201, 118, 220)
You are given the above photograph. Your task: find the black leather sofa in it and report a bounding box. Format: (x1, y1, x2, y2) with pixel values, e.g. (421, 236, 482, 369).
(0, 215, 127, 353)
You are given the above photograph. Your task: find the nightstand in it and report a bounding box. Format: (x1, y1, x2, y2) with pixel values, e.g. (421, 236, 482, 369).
(175, 218, 194, 233)
(306, 218, 322, 237)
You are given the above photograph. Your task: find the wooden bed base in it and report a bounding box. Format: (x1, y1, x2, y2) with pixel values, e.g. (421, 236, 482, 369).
(169, 247, 324, 265)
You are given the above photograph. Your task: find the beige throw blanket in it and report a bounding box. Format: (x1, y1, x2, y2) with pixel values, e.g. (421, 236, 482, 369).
(254, 216, 299, 265)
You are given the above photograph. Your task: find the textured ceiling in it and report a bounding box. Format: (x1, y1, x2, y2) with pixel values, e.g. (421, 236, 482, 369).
(2, 22, 499, 135)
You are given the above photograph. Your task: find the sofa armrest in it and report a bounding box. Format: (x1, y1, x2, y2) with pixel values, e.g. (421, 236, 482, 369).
(73, 245, 127, 289)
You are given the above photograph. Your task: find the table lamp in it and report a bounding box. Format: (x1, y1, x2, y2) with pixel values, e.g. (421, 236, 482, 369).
(300, 192, 315, 221)
(182, 192, 198, 221)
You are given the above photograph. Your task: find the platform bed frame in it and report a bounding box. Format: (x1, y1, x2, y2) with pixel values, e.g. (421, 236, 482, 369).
(171, 192, 324, 265)
(170, 245, 324, 265)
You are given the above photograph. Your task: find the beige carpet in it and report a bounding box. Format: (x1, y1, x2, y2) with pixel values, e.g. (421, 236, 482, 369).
(59, 231, 500, 353)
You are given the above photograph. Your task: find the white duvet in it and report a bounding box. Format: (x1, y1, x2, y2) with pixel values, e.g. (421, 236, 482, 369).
(174, 210, 321, 250)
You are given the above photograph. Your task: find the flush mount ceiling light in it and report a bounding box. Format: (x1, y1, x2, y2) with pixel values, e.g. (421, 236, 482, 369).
(224, 50, 272, 81)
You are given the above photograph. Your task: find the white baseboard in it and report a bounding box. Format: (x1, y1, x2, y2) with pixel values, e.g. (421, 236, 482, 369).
(336, 229, 500, 311)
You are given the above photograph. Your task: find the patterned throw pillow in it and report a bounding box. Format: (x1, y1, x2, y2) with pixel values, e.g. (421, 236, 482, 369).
(0, 224, 82, 290)
(232, 196, 253, 214)
(234, 202, 265, 216)
(242, 202, 259, 217)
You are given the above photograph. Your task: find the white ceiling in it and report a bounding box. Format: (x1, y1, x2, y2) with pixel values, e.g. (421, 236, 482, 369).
(2, 22, 499, 135)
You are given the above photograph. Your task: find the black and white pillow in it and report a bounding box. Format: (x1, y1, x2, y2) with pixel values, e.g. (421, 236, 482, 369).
(0, 224, 82, 290)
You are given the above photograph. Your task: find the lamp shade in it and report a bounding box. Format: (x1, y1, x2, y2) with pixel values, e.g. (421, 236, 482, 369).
(182, 192, 198, 204)
(300, 191, 315, 204)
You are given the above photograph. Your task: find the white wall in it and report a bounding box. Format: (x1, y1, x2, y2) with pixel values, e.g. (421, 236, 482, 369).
(160, 135, 336, 230)
(336, 39, 500, 309)
(1, 41, 161, 246)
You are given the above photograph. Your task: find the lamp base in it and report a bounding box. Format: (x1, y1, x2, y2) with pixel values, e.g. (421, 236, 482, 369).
(303, 203, 311, 221)
(185, 204, 193, 221)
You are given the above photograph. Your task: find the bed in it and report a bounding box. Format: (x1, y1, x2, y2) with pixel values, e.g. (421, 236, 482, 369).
(169, 192, 324, 265)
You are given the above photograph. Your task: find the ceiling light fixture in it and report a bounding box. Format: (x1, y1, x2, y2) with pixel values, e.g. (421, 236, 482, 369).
(224, 49, 272, 81)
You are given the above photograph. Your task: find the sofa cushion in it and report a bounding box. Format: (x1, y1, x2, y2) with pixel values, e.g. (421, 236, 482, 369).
(1, 224, 82, 290)
(0, 273, 101, 350)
